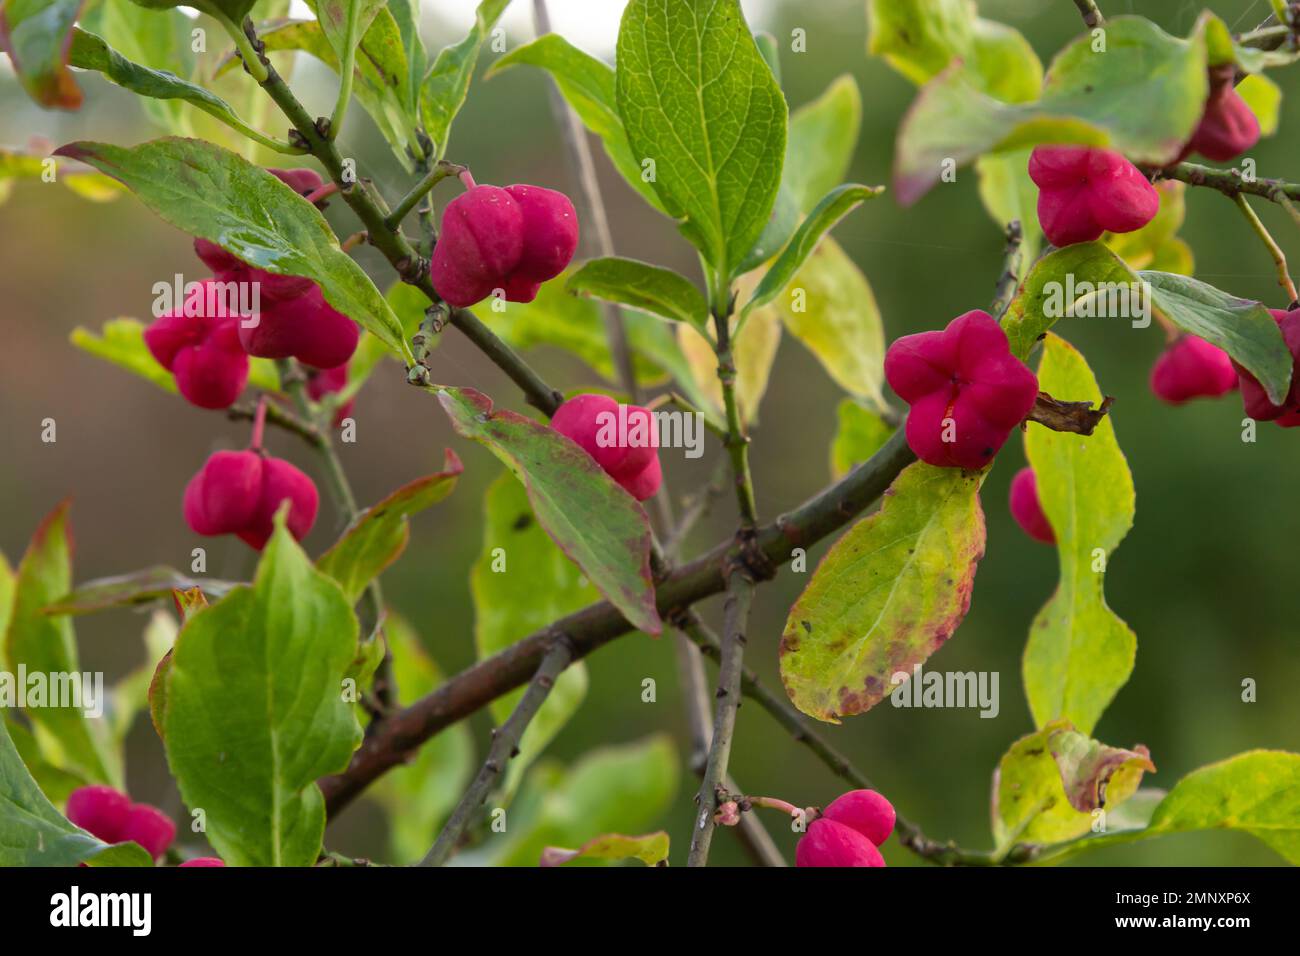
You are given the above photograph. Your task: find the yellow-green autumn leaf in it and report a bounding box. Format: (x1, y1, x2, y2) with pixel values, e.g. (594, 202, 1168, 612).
(767, 237, 886, 408)
(1022, 335, 1135, 735)
(779, 454, 985, 723)
(992, 719, 1154, 852)
(539, 830, 669, 867)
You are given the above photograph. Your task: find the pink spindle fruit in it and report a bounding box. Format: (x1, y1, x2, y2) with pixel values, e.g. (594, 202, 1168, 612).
(65, 785, 132, 843)
(1009, 466, 1055, 545)
(884, 310, 1038, 470)
(1149, 336, 1237, 404)
(430, 182, 578, 307)
(183, 449, 318, 549)
(1181, 66, 1260, 162)
(179, 857, 226, 867)
(144, 279, 249, 410)
(550, 393, 661, 500)
(1028, 145, 1160, 247)
(119, 804, 176, 861)
(796, 790, 895, 867)
(1238, 307, 1300, 426)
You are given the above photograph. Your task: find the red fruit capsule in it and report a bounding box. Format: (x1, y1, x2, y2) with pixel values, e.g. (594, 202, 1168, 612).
(120, 804, 176, 861)
(1149, 335, 1237, 405)
(307, 362, 355, 425)
(65, 785, 132, 844)
(821, 789, 896, 847)
(144, 280, 250, 410)
(238, 285, 360, 370)
(796, 818, 887, 868)
(430, 182, 578, 307)
(550, 393, 661, 501)
(183, 450, 318, 550)
(1009, 466, 1055, 545)
(178, 857, 226, 867)
(1182, 67, 1260, 163)
(884, 310, 1038, 470)
(1238, 308, 1300, 425)
(1028, 145, 1160, 247)
(236, 456, 320, 550)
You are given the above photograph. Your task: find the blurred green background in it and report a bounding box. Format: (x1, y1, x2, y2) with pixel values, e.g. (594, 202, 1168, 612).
(2, 0, 1298, 866)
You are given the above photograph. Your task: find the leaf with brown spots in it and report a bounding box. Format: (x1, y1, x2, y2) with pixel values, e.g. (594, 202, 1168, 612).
(778, 461, 985, 723)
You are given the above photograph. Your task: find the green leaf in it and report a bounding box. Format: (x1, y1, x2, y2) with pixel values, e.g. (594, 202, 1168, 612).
(314, 0, 389, 85)
(744, 184, 884, 317)
(43, 566, 239, 616)
(435, 387, 660, 635)
(0, 0, 86, 108)
(387, 0, 427, 117)
(80, 0, 196, 132)
(0, 553, 14, 672)
(71, 317, 278, 395)
(6, 716, 86, 805)
(163, 512, 363, 867)
(55, 138, 413, 364)
(867, 0, 1043, 103)
(616, 0, 786, 281)
(0, 718, 152, 866)
(894, 16, 1208, 205)
(765, 237, 886, 407)
(992, 719, 1153, 852)
(567, 257, 708, 330)
(1000, 243, 1139, 360)
(106, 610, 176, 749)
(317, 450, 464, 604)
(420, 0, 510, 158)
(487, 34, 667, 215)
(1051, 751, 1300, 864)
(540, 831, 669, 867)
(785, 74, 862, 213)
(1140, 271, 1292, 405)
(67, 28, 280, 148)
(1236, 73, 1282, 138)
(1143, 751, 1300, 862)
(469, 270, 688, 389)
(830, 399, 894, 481)
(367, 613, 473, 864)
(489, 735, 679, 867)
(779, 455, 986, 723)
(4, 502, 119, 786)
(1002, 245, 1290, 402)
(1022, 335, 1135, 736)
(472, 472, 593, 794)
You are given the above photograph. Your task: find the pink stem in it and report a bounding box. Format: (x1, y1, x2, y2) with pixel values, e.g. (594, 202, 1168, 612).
(305, 182, 339, 205)
(251, 395, 269, 451)
(458, 169, 477, 190)
(747, 796, 803, 818)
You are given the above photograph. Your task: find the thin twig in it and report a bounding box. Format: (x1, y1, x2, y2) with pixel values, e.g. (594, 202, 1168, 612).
(686, 570, 754, 866)
(227, 399, 323, 448)
(991, 220, 1023, 319)
(383, 161, 465, 231)
(318, 428, 920, 816)
(713, 308, 759, 529)
(1071, 0, 1105, 30)
(1233, 193, 1299, 303)
(420, 637, 574, 866)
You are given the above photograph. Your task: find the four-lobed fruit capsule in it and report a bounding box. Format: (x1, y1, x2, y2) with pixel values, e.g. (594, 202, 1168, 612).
(1028, 145, 1160, 248)
(1149, 335, 1238, 405)
(183, 448, 319, 550)
(430, 182, 579, 307)
(1180, 66, 1261, 163)
(144, 279, 249, 410)
(884, 310, 1039, 470)
(65, 785, 177, 861)
(549, 393, 662, 501)
(795, 790, 895, 867)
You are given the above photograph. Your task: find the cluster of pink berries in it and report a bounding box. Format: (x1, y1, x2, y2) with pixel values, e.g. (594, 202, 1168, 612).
(144, 168, 358, 412)
(65, 785, 223, 866)
(884, 68, 1278, 546)
(795, 789, 895, 867)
